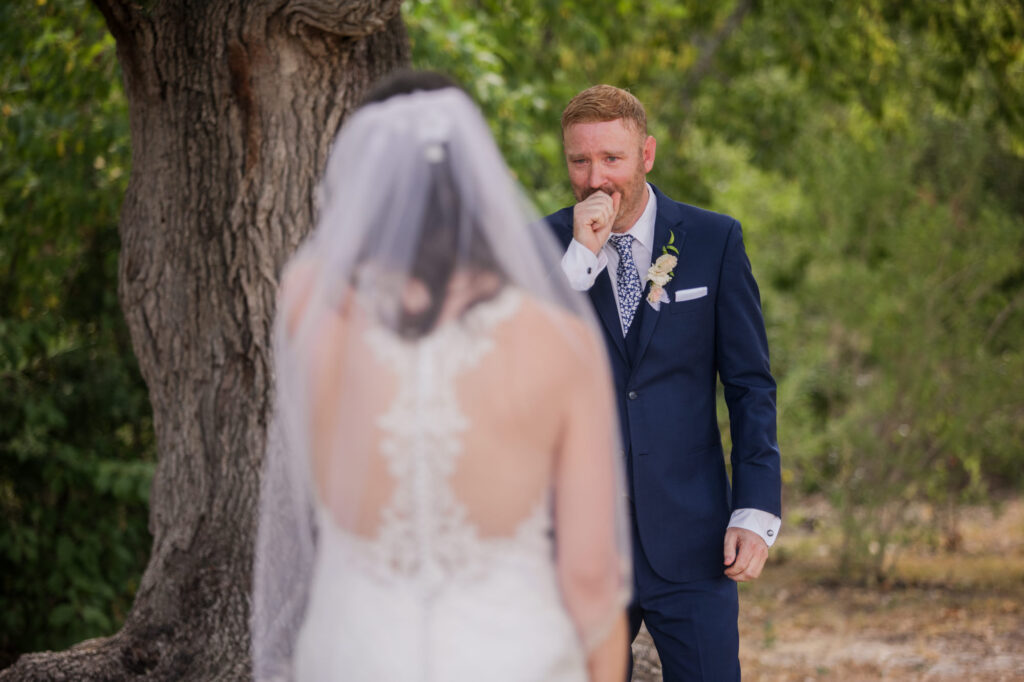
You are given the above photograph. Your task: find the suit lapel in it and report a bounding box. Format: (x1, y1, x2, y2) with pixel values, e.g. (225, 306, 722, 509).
(633, 188, 687, 367)
(589, 269, 628, 363)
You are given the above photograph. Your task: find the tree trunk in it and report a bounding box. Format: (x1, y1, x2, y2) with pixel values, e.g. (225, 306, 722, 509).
(1, 1, 407, 679)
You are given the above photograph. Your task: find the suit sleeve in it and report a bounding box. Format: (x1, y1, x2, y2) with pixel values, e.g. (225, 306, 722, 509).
(715, 221, 782, 517)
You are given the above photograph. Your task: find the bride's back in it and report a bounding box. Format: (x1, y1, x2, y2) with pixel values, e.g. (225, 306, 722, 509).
(305, 286, 584, 541)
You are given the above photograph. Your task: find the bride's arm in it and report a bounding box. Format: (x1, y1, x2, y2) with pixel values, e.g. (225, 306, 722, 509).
(585, 616, 629, 682)
(553, 323, 630, 682)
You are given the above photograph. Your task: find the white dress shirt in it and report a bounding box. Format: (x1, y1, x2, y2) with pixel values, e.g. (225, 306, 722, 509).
(560, 184, 781, 547)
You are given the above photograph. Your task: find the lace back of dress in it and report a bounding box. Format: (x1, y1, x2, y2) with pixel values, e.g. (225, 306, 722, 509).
(314, 288, 553, 594)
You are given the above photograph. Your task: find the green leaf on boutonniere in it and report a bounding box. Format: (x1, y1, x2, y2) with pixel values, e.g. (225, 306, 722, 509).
(664, 230, 679, 256)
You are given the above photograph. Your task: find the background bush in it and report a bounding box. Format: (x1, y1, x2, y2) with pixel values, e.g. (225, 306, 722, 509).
(1, 0, 154, 667)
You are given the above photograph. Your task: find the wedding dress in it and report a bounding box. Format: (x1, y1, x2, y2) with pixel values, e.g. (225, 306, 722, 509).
(292, 288, 589, 681)
(251, 86, 629, 682)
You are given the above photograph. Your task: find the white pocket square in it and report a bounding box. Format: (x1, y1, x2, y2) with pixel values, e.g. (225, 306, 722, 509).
(675, 286, 708, 302)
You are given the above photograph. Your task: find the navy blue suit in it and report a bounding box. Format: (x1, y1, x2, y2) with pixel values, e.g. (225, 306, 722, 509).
(547, 185, 781, 680)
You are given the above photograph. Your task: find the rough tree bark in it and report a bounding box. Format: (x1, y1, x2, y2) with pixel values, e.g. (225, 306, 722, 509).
(1, 1, 407, 679)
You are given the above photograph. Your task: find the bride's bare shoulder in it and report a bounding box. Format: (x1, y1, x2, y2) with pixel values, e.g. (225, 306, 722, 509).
(509, 292, 605, 370)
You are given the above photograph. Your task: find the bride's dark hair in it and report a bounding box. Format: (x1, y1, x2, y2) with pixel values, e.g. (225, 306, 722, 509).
(352, 70, 505, 339)
(394, 149, 505, 339)
(360, 68, 463, 106)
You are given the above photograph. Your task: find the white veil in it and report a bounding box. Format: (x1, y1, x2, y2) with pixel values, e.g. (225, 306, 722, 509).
(251, 88, 630, 680)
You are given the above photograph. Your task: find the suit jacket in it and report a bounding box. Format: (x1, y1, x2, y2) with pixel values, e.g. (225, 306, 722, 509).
(546, 185, 781, 583)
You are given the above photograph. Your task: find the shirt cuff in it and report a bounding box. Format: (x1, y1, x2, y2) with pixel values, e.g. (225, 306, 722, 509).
(560, 239, 607, 291)
(728, 508, 781, 548)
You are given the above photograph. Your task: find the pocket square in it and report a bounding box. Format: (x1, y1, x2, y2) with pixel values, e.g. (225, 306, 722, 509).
(675, 286, 708, 302)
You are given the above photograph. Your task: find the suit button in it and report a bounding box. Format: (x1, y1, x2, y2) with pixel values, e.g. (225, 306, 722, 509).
(628, 391, 638, 400)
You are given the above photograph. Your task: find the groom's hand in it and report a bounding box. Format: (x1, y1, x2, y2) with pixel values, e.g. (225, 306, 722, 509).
(723, 527, 769, 582)
(572, 190, 621, 255)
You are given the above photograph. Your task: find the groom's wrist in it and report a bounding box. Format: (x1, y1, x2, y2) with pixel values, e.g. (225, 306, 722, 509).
(728, 508, 781, 547)
(561, 239, 606, 290)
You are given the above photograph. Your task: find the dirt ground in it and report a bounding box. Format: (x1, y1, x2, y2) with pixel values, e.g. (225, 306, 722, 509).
(630, 498, 1024, 681)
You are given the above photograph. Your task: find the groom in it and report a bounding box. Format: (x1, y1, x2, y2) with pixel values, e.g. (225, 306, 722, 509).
(546, 85, 782, 681)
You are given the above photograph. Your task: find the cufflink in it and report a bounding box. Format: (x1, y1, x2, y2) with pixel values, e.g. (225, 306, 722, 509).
(767, 529, 774, 537)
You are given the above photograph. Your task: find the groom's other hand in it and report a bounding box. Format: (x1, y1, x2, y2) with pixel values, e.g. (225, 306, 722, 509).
(722, 527, 769, 582)
(572, 190, 621, 255)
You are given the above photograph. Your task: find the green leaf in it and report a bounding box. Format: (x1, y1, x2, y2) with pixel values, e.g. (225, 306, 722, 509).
(48, 604, 76, 629)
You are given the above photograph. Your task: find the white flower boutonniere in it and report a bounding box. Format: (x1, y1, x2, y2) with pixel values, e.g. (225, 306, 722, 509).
(645, 230, 680, 308)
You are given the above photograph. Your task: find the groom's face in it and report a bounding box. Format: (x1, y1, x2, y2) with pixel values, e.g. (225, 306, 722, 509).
(563, 118, 656, 232)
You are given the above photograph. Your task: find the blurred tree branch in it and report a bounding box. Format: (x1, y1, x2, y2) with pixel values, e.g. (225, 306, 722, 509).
(679, 0, 754, 114)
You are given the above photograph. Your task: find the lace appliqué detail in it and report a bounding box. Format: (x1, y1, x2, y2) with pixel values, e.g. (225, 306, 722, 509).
(354, 288, 548, 593)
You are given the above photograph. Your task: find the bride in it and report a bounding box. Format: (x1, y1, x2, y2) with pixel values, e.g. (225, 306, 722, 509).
(252, 74, 630, 682)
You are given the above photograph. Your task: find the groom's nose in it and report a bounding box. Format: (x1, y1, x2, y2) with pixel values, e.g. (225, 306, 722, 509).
(587, 167, 606, 189)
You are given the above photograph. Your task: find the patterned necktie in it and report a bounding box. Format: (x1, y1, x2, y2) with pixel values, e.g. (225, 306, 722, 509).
(608, 234, 642, 335)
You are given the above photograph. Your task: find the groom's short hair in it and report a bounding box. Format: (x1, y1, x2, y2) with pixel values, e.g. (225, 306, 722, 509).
(561, 85, 647, 137)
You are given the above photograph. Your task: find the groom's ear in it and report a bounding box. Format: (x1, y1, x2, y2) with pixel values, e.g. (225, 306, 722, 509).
(643, 135, 657, 173)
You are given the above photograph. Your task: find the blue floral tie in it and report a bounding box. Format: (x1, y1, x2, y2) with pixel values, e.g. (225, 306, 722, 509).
(608, 234, 642, 335)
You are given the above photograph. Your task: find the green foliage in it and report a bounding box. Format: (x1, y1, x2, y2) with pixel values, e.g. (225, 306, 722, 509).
(0, 0, 153, 665)
(405, 0, 1024, 582)
(768, 99, 1023, 578)
(403, 0, 745, 211)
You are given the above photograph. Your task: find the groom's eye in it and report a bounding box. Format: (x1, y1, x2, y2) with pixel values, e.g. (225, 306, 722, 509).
(605, 156, 619, 163)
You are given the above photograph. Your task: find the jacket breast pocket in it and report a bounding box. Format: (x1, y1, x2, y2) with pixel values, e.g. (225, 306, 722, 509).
(667, 291, 711, 316)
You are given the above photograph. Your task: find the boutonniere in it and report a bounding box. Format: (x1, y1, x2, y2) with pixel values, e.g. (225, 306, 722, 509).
(645, 230, 679, 308)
